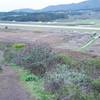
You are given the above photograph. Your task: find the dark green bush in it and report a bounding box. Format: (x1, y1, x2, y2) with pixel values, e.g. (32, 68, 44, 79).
(91, 78, 100, 92)
(25, 74, 39, 82)
(0, 66, 2, 71)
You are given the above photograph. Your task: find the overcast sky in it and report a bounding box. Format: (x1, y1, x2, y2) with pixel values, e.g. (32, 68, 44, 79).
(0, 0, 86, 11)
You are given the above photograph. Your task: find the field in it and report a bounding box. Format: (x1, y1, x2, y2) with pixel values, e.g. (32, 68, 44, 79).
(0, 20, 100, 100)
(0, 20, 100, 57)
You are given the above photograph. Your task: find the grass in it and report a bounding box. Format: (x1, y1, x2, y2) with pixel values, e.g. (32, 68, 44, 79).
(8, 62, 53, 99)
(7, 54, 100, 100)
(10, 66, 55, 100)
(87, 58, 100, 69)
(1, 39, 100, 100)
(56, 53, 77, 65)
(91, 77, 100, 92)
(12, 43, 26, 49)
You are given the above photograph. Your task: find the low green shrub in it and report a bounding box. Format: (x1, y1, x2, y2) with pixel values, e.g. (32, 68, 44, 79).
(19, 69, 40, 82)
(19, 69, 55, 100)
(75, 59, 100, 79)
(56, 54, 73, 65)
(4, 42, 56, 75)
(88, 58, 100, 69)
(55, 84, 93, 100)
(25, 74, 39, 82)
(44, 79, 64, 94)
(45, 64, 89, 86)
(0, 41, 12, 50)
(91, 77, 100, 92)
(0, 66, 2, 71)
(12, 43, 25, 49)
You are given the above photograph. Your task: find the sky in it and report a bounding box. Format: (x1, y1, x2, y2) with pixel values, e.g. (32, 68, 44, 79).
(0, 0, 86, 12)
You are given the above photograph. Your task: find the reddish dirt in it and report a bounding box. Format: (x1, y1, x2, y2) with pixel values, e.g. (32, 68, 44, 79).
(0, 65, 34, 100)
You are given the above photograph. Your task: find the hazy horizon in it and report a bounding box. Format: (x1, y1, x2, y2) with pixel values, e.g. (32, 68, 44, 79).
(0, 0, 86, 12)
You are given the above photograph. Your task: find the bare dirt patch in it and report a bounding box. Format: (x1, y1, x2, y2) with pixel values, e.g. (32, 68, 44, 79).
(0, 65, 34, 100)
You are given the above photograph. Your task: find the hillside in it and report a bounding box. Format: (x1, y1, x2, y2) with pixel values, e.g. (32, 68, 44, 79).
(9, 0, 100, 13)
(0, 0, 100, 22)
(11, 8, 35, 13)
(41, 0, 100, 12)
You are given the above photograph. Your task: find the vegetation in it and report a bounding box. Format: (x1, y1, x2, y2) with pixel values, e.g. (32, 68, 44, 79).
(4, 42, 56, 76)
(0, 12, 68, 22)
(0, 9, 100, 22)
(18, 69, 55, 100)
(12, 43, 26, 49)
(0, 66, 2, 71)
(2, 41, 100, 100)
(91, 77, 100, 92)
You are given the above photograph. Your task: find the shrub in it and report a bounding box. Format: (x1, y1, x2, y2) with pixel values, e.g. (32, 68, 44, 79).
(0, 65, 2, 71)
(12, 43, 25, 49)
(91, 77, 100, 92)
(56, 54, 73, 65)
(20, 69, 40, 82)
(44, 64, 89, 86)
(44, 79, 64, 93)
(88, 58, 100, 69)
(56, 84, 91, 100)
(4, 42, 56, 75)
(4, 47, 20, 63)
(43, 64, 90, 97)
(25, 74, 39, 82)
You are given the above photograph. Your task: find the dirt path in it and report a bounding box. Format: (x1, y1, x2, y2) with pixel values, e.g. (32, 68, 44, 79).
(0, 65, 34, 100)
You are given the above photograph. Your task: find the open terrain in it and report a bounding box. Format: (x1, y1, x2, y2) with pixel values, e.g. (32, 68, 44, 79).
(0, 65, 34, 100)
(0, 50, 34, 100)
(0, 21, 100, 100)
(0, 0, 100, 99)
(0, 22, 100, 56)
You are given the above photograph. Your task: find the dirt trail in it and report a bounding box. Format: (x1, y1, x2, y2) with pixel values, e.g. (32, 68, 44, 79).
(0, 65, 34, 100)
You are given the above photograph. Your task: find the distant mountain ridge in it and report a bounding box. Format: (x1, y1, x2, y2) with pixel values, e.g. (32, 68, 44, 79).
(11, 8, 35, 13)
(41, 0, 100, 11)
(10, 0, 100, 13)
(1, 0, 100, 22)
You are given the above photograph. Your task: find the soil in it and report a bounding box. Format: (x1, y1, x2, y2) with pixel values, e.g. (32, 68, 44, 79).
(0, 65, 34, 100)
